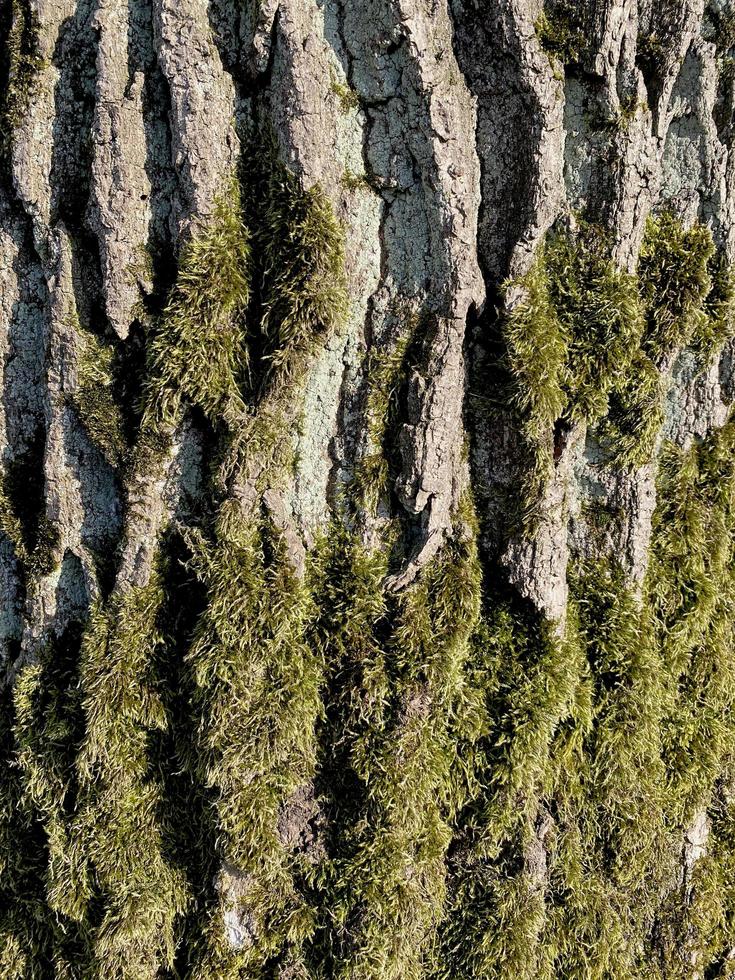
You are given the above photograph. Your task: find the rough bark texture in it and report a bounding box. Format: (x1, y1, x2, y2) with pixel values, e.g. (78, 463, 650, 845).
(1, 0, 735, 977)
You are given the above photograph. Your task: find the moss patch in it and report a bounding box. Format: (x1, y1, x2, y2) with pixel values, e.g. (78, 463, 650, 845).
(70, 320, 128, 468)
(0, 0, 43, 168)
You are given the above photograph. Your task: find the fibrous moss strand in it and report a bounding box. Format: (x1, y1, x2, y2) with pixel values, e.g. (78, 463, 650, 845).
(13, 623, 90, 927)
(502, 221, 644, 521)
(438, 418, 735, 979)
(310, 507, 481, 980)
(74, 564, 189, 978)
(69, 317, 128, 468)
(0, 429, 60, 582)
(177, 133, 348, 974)
(0, 685, 56, 979)
(183, 506, 322, 977)
(244, 124, 348, 396)
(355, 328, 413, 515)
(504, 214, 733, 496)
(638, 211, 715, 364)
(0, 0, 43, 171)
(142, 178, 251, 436)
(535, 1, 586, 67)
(435, 583, 583, 980)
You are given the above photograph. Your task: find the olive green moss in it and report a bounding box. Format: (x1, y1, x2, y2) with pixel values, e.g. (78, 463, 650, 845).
(0, 684, 58, 979)
(73, 572, 189, 977)
(503, 222, 644, 522)
(0, 0, 44, 168)
(355, 332, 412, 514)
(331, 79, 359, 114)
(307, 505, 482, 980)
(69, 318, 128, 468)
(245, 127, 348, 392)
(436, 419, 735, 979)
(638, 212, 715, 364)
(0, 434, 60, 582)
(4, 96, 735, 980)
(143, 179, 251, 434)
(504, 215, 735, 514)
(535, 2, 586, 68)
(183, 506, 322, 977)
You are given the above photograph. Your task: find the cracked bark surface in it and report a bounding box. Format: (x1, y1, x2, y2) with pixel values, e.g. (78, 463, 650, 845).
(1, 0, 735, 976)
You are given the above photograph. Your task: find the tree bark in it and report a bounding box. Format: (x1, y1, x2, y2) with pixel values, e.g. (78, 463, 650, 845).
(1, 0, 734, 977)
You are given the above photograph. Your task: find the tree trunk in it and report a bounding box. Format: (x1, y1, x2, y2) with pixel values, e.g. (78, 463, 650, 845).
(1, 0, 734, 976)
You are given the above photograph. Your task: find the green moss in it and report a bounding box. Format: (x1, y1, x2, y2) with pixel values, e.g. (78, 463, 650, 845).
(340, 168, 370, 192)
(247, 129, 348, 389)
(355, 332, 412, 513)
(330, 79, 359, 113)
(503, 223, 644, 520)
(0, 476, 26, 560)
(535, 2, 586, 66)
(438, 415, 735, 979)
(597, 349, 663, 468)
(0, 0, 44, 166)
(143, 179, 251, 433)
(638, 212, 714, 364)
(69, 319, 128, 468)
(73, 567, 189, 976)
(505, 215, 734, 488)
(310, 509, 482, 980)
(700, 248, 735, 353)
(436, 588, 584, 980)
(183, 504, 322, 974)
(0, 433, 60, 580)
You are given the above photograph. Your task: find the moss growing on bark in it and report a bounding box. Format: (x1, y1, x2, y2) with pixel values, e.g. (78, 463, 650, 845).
(356, 331, 412, 514)
(310, 506, 482, 980)
(506, 215, 734, 499)
(70, 320, 128, 468)
(439, 416, 735, 979)
(143, 180, 251, 434)
(503, 222, 644, 521)
(73, 570, 189, 976)
(183, 507, 322, 976)
(0, 0, 43, 166)
(535, 2, 586, 67)
(638, 212, 715, 364)
(246, 127, 348, 392)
